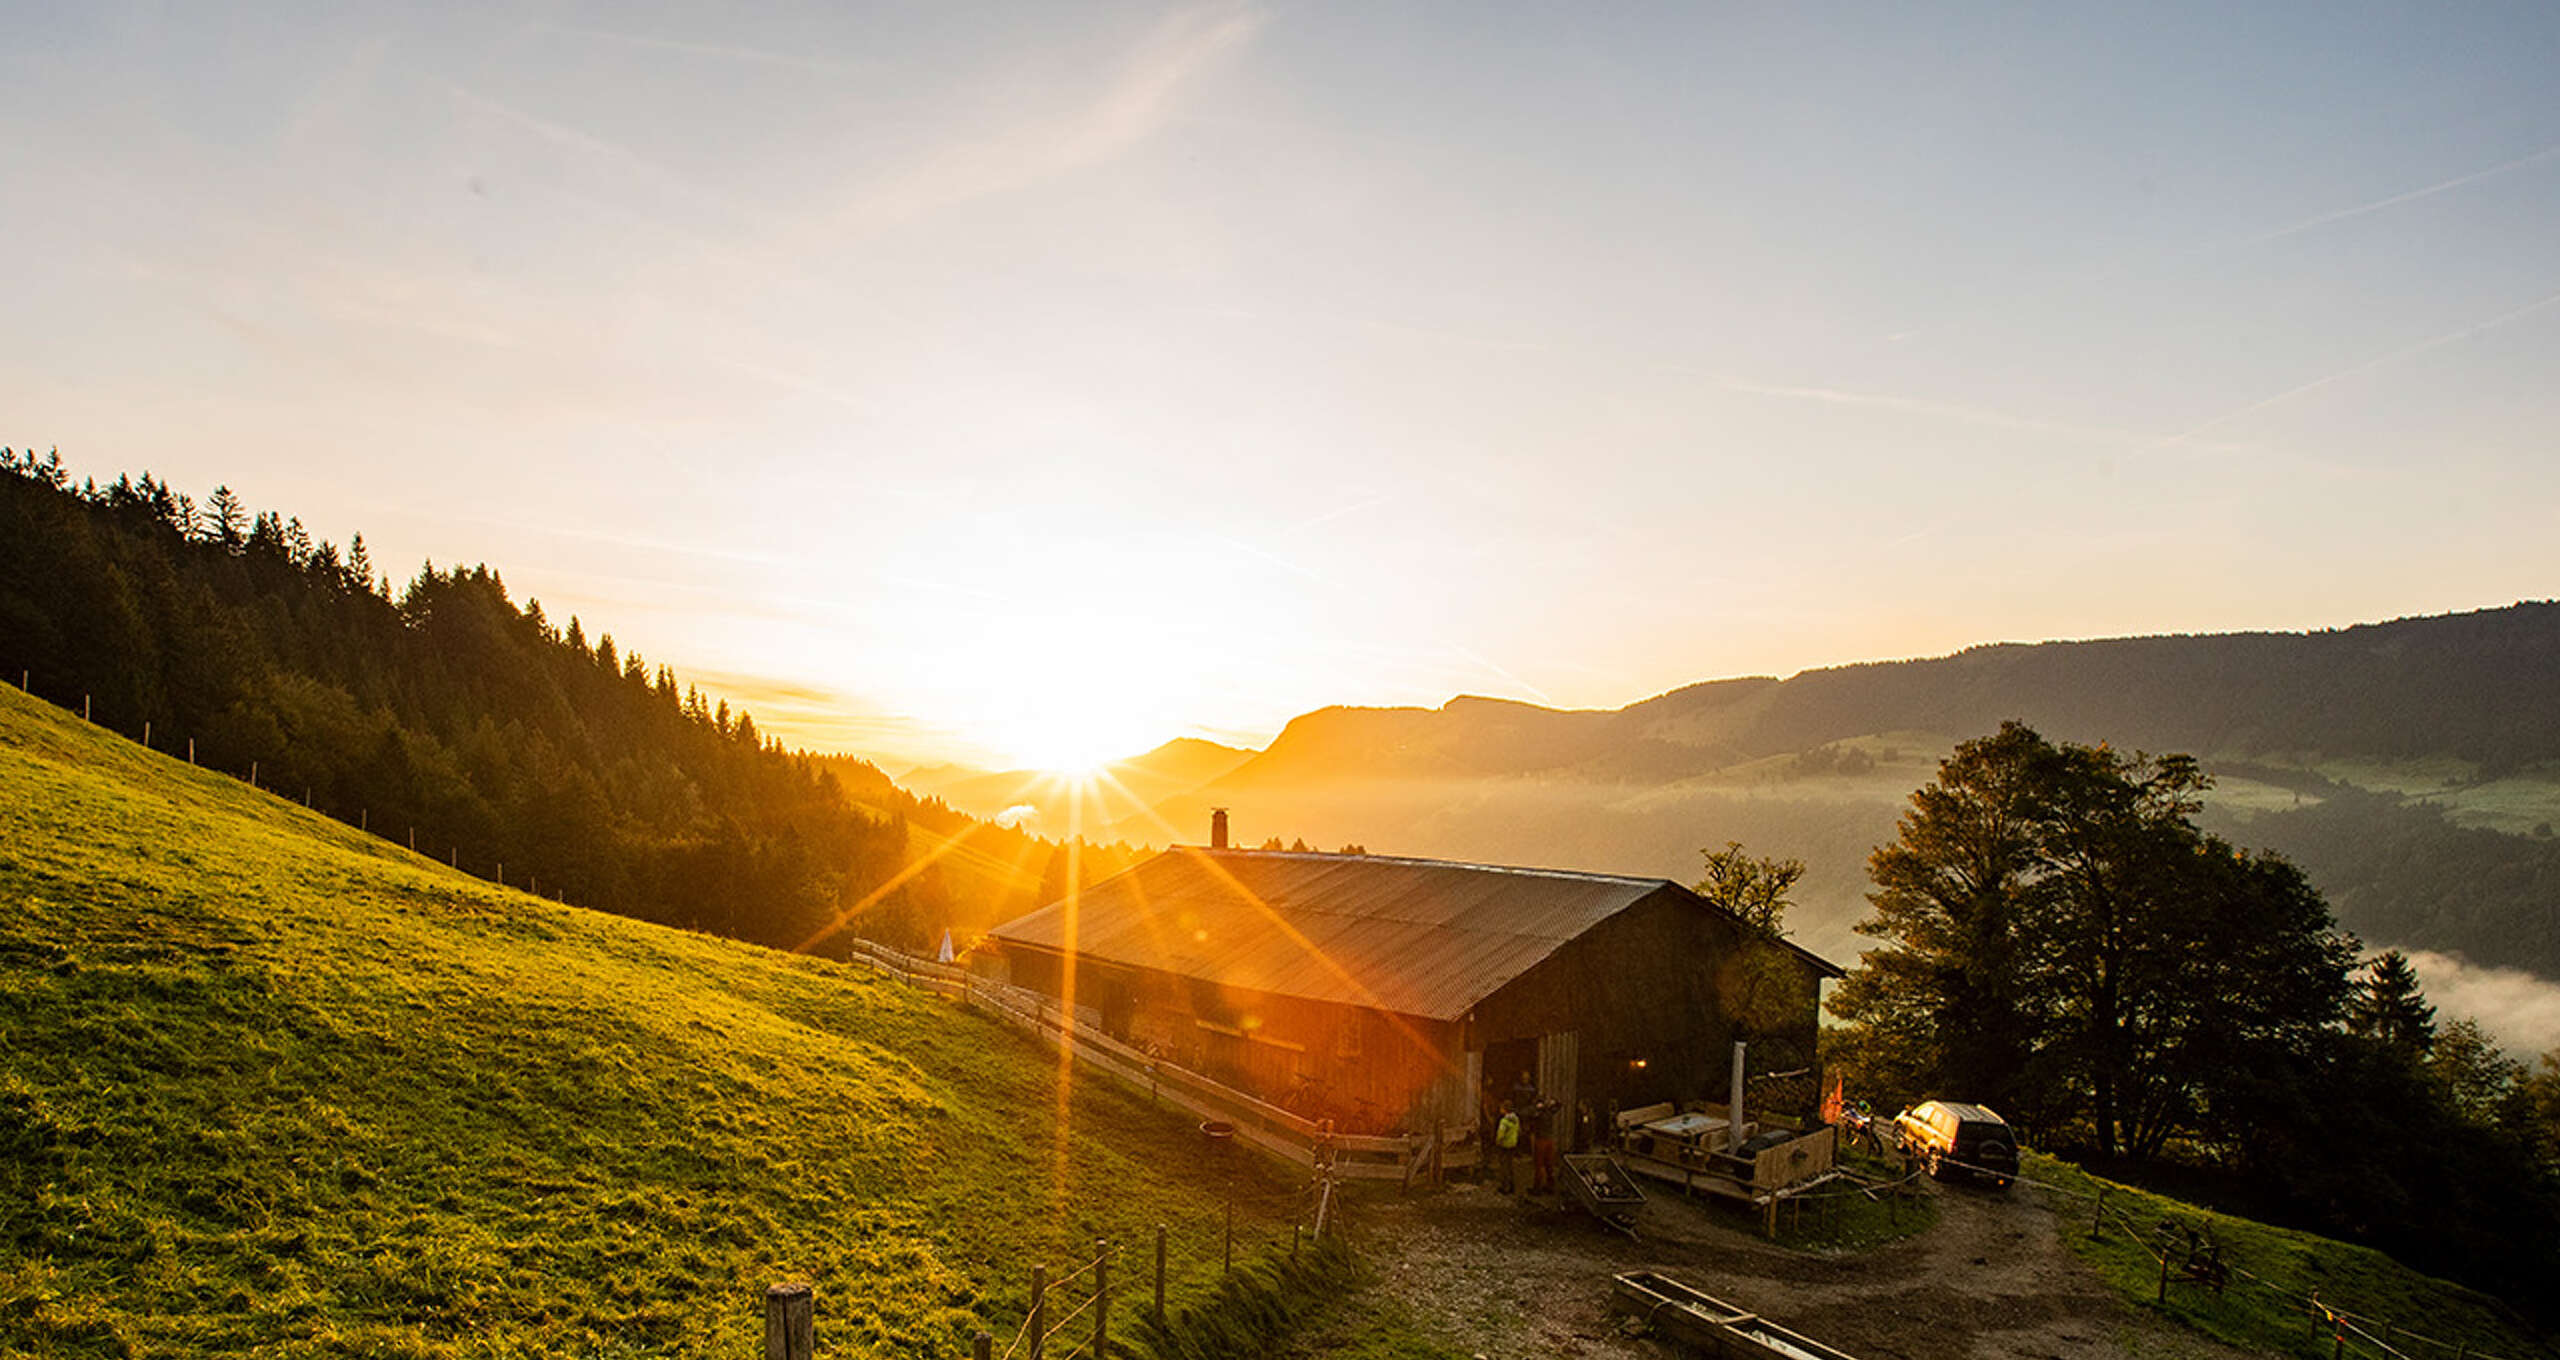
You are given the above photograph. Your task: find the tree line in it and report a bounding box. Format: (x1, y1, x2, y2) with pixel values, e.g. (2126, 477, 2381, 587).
(1827, 721, 2560, 1316)
(0, 447, 1072, 955)
(1631, 604, 2560, 774)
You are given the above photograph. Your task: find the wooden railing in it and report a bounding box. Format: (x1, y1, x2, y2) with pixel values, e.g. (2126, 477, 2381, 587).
(843, 937, 1472, 1183)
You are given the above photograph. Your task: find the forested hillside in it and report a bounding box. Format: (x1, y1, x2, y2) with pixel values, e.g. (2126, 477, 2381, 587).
(0, 448, 1045, 953)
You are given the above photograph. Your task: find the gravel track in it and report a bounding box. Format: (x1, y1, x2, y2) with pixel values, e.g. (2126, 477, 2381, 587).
(1343, 1172, 2264, 1360)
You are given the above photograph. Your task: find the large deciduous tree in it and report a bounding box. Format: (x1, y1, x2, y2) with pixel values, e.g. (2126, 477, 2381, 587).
(1694, 840, 1816, 1067)
(1829, 720, 2356, 1158)
(1692, 840, 1803, 938)
(1828, 722, 2051, 1123)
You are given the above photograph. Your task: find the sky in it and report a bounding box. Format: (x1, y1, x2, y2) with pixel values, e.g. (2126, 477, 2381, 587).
(7, 1, 2559, 772)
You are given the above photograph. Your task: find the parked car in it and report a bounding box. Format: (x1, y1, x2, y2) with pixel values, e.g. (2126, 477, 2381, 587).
(1893, 1100, 2018, 1187)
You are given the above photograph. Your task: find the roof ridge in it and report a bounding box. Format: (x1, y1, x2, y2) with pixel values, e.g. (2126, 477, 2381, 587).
(1187, 845, 1673, 889)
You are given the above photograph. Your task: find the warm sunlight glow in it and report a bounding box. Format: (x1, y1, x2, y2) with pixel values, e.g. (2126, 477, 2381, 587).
(792, 528, 1272, 773)
(986, 708, 1163, 777)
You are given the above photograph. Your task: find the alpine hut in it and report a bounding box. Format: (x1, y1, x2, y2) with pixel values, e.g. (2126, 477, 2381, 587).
(982, 829, 1844, 1142)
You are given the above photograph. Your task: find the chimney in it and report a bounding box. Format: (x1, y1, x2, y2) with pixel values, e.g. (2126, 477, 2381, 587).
(1210, 807, 1230, 850)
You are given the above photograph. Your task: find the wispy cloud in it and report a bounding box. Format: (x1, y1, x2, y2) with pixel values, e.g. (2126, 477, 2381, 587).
(2163, 283, 2560, 443)
(446, 84, 703, 200)
(1209, 531, 1323, 581)
(2208, 141, 2560, 257)
(1695, 371, 2151, 446)
(1291, 495, 1393, 533)
(1878, 141, 2560, 351)
(538, 22, 870, 77)
(1454, 646, 1558, 706)
(753, 3, 1261, 263)
(432, 511, 791, 569)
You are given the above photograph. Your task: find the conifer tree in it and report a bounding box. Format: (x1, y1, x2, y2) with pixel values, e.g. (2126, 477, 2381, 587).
(207, 485, 247, 548)
(2349, 949, 2437, 1058)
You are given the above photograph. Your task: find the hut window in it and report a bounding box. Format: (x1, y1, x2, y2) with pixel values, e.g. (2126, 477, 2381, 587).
(1335, 1013, 1364, 1060)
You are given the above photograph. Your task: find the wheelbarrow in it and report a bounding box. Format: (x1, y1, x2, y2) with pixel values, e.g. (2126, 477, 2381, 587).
(1562, 1152, 1647, 1237)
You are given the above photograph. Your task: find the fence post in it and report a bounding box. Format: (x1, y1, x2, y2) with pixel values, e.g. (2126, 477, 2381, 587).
(764, 1282, 814, 1360)
(2156, 1247, 2171, 1303)
(1092, 1238, 1109, 1359)
(1154, 1223, 1167, 1326)
(142, 720, 150, 748)
(974, 1331, 992, 1360)
(1029, 1264, 1047, 1360)
(83, 695, 90, 721)
(188, 738, 195, 764)
(2092, 1187, 2106, 1239)
(249, 760, 257, 787)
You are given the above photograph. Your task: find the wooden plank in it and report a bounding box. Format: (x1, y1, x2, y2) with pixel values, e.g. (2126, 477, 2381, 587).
(1537, 1029, 1578, 1147)
(889, 940, 1479, 1182)
(1750, 1124, 1834, 1191)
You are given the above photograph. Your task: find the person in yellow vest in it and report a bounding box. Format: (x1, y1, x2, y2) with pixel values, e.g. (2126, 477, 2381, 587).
(1495, 1100, 1523, 1194)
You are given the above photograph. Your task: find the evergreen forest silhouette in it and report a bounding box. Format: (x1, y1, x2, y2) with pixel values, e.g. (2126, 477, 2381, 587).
(0, 447, 1123, 953)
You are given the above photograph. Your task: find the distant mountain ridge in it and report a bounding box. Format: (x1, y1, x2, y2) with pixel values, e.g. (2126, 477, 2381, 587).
(1124, 603, 2560, 987)
(1231, 602, 2560, 789)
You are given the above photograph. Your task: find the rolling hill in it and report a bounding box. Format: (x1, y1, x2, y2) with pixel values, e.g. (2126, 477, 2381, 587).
(0, 682, 1310, 1356)
(1120, 604, 2560, 987)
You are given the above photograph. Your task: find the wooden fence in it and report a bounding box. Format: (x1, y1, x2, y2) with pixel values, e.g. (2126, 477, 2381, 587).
(837, 936, 1475, 1186)
(762, 1202, 1342, 1359)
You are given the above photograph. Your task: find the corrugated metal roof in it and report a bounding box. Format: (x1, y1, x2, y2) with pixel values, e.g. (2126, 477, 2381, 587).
(988, 848, 1841, 1020)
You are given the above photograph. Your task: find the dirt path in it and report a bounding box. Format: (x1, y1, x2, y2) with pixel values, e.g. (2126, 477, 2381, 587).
(1343, 1173, 2263, 1360)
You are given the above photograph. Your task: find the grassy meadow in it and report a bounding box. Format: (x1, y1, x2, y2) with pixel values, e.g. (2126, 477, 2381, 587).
(2027, 1153, 2550, 1360)
(0, 684, 1312, 1357)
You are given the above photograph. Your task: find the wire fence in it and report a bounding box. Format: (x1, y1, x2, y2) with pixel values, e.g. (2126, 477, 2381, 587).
(1923, 1152, 2530, 1360)
(10, 676, 585, 909)
(929, 1174, 1343, 1360)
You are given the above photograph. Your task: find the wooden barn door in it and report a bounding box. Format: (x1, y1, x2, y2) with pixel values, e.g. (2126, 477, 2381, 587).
(1537, 1030, 1579, 1149)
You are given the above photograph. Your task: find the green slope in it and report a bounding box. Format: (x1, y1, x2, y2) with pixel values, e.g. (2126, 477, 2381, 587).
(2027, 1154, 2553, 1360)
(0, 684, 1303, 1357)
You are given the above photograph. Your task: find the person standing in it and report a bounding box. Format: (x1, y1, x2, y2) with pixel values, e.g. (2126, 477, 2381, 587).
(1507, 1070, 1539, 1120)
(1502, 1069, 1542, 1193)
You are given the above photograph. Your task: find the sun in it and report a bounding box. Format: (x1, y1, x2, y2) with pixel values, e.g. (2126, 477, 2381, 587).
(977, 688, 1169, 778)
(998, 725, 1133, 779)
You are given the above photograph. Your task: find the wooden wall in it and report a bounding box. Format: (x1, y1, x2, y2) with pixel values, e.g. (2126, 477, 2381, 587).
(1468, 887, 1828, 1132)
(997, 892, 1828, 1141)
(999, 944, 1464, 1135)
